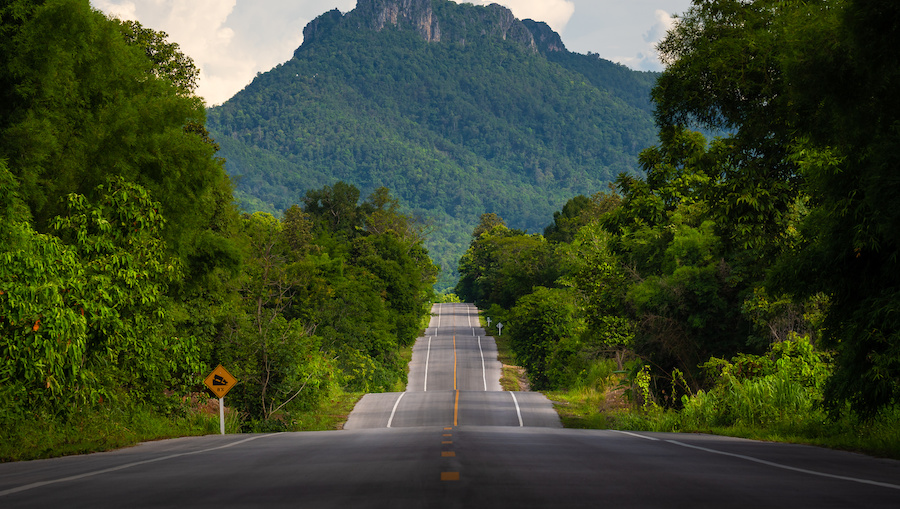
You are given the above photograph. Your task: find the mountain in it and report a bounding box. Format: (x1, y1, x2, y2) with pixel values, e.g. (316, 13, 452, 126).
(206, 0, 660, 290)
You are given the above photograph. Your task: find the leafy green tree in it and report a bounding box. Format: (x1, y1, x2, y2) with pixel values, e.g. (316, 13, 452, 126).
(508, 286, 584, 389)
(218, 212, 332, 423)
(1, 173, 200, 412)
(568, 223, 634, 369)
(653, 0, 808, 270)
(117, 19, 199, 96)
(770, 0, 900, 416)
(544, 192, 621, 244)
(0, 0, 233, 264)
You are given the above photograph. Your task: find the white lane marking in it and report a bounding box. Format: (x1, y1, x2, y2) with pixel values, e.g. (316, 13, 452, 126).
(510, 392, 524, 427)
(386, 392, 406, 428)
(424, 336, 432, 392)
(477, 336, 487, 391)
(611, 430, 660, 441)
(666, 439, 900, 491)
(0, 434, 279, 497)
(467, 304, 471, 327)
(437, 303, 442, 329)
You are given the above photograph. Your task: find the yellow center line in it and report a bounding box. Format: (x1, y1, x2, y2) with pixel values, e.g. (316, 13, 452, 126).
(453, 335, 457, 391)
(453, 333, 460, 426)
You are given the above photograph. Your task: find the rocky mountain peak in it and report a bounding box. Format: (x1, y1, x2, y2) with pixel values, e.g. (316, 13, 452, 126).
(300, 0, 567, 54)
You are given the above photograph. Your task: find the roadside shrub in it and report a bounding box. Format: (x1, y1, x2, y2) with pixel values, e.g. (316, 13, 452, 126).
(680, 335, 831, 428)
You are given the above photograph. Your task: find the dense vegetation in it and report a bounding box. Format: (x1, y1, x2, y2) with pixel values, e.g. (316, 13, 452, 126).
(206, 0, 660, 290)
(458, 0, 899, 454)
(0, 0, 436, 460)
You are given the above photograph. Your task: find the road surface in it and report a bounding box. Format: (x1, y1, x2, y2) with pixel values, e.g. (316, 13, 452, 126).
(344, 302, 559, 429)
(1, 303, 899, 508)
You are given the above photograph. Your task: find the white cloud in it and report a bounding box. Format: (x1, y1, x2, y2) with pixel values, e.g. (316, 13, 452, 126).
(93, 0, 136, 20)
(461, 0, 576, 33)
(90, 0, 353, 105)
(612, 9, 677, 71)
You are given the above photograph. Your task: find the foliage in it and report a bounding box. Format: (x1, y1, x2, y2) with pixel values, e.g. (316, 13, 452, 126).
(456, 214, 565, 309)
(457, 0, 900, 428)
(0, 0, 438, 449)
(507, 287, 584, 390)
(1, 173, 198, 413)
(683, 336, 831, 428)
(766, 0, 900, 417)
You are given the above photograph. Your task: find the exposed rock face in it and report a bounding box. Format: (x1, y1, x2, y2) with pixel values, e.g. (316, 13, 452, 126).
(522, 19, 566, 54)
(299, 0, 563, 54)
(351, 0, 442, 42)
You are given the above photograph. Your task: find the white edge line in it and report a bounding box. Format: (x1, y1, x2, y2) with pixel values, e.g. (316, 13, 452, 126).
(611, 430, 660, 441)
(510, 392, 524, 427)
(386, 392, 406, 428)
(478, 336, 487, 391)
(666, 439, 900, 491)
(0, 434, 280, 497)
(424, 336, 432, 392)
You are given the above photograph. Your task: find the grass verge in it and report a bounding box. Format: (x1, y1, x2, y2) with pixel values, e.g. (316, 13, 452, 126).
(478, 313, 524, 391)
(545, 381, 900, 460)
(289, 390, 365, 431)
(0, 400, 219, 463)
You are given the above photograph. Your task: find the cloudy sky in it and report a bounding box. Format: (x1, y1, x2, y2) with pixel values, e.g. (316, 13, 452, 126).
(90, 0, 693, 106)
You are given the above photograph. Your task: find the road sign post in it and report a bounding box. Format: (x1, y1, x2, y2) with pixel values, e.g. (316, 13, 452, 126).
(487, 317, 492, 327)
(497, 322, 503, 336)
(204, 365, 237, 435)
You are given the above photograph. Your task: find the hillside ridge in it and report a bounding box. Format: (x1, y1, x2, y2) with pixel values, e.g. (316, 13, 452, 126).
(208, 0, 659, 290)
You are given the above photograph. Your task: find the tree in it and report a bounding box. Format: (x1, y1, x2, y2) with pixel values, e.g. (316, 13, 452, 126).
(508, 286, 584, 389)
(0, 0, 233, 264)
(569, 223, 634, 370)
(117, 19, 199, 96)
(771, 0, 900, 416)
(544, 192, 621, 244)
(1, 173, 200, 412)
(653, 0, 807, 269)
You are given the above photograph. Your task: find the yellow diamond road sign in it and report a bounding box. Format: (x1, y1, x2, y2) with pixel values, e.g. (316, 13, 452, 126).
(204, 365, 237, 398)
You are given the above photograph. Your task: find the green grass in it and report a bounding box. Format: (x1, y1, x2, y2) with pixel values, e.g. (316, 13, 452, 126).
(477, 312, 522, 391)
(0, 400, 220, 462)
(544, 382, 900, 460)
(288, 390, 365, 431)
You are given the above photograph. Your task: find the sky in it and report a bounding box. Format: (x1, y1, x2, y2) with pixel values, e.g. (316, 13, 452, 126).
(90, 0, 693, 106)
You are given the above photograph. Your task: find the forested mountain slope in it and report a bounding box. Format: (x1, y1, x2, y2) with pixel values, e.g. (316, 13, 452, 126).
(207, 0, 659, 289)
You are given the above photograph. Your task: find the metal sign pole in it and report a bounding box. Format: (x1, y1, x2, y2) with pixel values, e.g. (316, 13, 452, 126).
(204, 365, 237, 436)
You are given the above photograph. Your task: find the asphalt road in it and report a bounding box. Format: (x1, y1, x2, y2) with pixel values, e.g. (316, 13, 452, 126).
(345, 303, 560, 429)
(2, 303, 899, 508)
